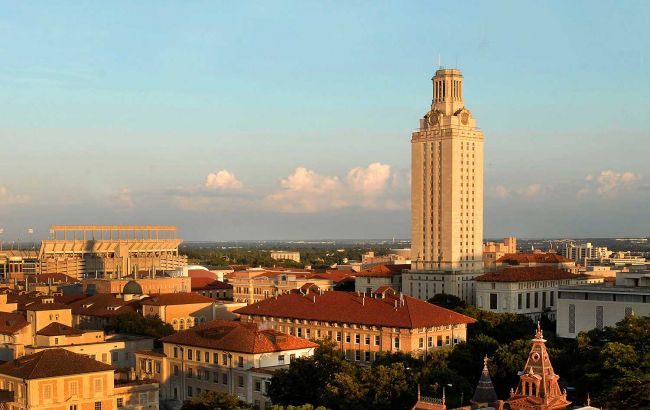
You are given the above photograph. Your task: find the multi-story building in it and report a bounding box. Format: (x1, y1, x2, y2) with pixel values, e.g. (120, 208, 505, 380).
(191, 278, 233, 300)
(229, 269, 335, 304)
(39, 225, 187, 279)
(82, 276, 192, 296)
(474, 267, 603, 321)
(235, 290, 475, 363)
(0, 312, 31, 361)
(361, 249, 411, 268)
(556, 269, 650, 338)
(482, 237, 517, 269)
(496, 252, 577, 273)
(135, 320, 317, 409)
(0, 250, 39, 282)
(405, 67, 484, 304)
(140, 293, 217, 330)
(0, 348, 159, 410)
(561, 242, 610, 266)
(354, 264, 408, 294)
(270, 251, 300, 263)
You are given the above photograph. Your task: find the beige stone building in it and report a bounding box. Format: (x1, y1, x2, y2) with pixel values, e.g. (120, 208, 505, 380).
(235, 290, 475, 363)
(135, 320, 317, 409)
(82, 276, 191, 296)
(556, 269, 650, 338)
(140, 292, 217, 331)
(0, 250, 39, 281)
(0, 348, 159, 410)
(39, 225, 187, 279)
(229, 269, 335, 304)
(405, 68, 484, 304)
(270, 251, 300, 263)
(354, 264, 408, 294)
(483, 237, 517, 269)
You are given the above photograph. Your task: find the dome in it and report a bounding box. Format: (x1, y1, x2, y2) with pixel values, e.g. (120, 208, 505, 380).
(122, 280, 143, 295)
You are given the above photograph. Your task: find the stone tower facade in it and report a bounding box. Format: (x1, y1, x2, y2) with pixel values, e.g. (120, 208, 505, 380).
(404, 68, 484, 303)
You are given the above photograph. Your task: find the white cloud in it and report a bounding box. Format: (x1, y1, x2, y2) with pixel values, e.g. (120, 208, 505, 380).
(0, 186, 30, 206)
(346, 162, 391, 195)
(490, 183, 544, 199)
(595, 170, 639, 195)
(492, 185, 510, 198)
(205, 170, 244, 190)
(265, 163, 406, 213)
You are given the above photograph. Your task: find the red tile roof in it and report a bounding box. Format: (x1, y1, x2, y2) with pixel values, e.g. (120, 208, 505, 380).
(356, 264, 409, 278)
(188, 269, 218, 280)
(234, 291, 475, 329)
(69, 294, 136, 318)
(191, 278, 233, 291)
(0, 312, 29, 335)
(497, 253, 573, 264)
(24, 302, 70, 311)
(141, 292, 215, 306)
(0, 349, 113, 379)
(161, 320, 318, 354)
(36, 322, 84, 337)
(475, 267, 578, 282)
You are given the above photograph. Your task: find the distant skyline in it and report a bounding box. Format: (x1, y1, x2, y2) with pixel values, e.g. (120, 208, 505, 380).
(1, 1, 649, 240)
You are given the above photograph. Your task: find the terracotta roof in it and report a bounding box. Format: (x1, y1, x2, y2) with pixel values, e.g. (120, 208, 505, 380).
(141, 292, 215, 306)
(308, 271, 356, 283)
(0, 312, 29, 335)
(161, 320, 318, 354)
(36, 322, 84, 337)
(234, 291, 475, 329)
(0, 349, 113, 379)
(188, 269, 218, 280)
(497, 253, 573, 264)
(356, 264, 409, 278)
(191, 278, 232, 291)
(475, 267, 578, 282)
(69, 294, 136, 318)
(136, 350, 167, 358)
(32, 273, 78, 284)
(24, 302, 70, 311)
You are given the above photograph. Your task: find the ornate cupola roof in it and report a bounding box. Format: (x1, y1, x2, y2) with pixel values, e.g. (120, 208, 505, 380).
(471, 355, 499, 406)
(507, 323, 571, 410)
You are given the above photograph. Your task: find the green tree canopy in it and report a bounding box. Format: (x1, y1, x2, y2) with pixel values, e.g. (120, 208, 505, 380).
(181, 390, 252, 410)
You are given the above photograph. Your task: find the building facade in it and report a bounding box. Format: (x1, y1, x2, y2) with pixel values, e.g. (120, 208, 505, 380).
(474, 267, 603, 321)
(39, 225, 187, 279)
(483, 237, 517, 270)
(556, 269, 650, 338)
(269, 251, 300, 263)
(135, 320, 317, 409)
(406, 67, 484, 304)
(235, 290, 475, 362)
(229, 270, 334, 304)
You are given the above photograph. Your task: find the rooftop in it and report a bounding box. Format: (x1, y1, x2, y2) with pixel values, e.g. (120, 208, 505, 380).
(0, 349, 113, 379)
(0, 312, 29, 335)
(161, 320, 318, 354)
(497, 253, 574, 264)
(36, 322, 84, 337)
(141, 292, 215, 306)
(234, 291, 475, 329)
(356, 264, 409, 278)
(475, 267, 579, 283)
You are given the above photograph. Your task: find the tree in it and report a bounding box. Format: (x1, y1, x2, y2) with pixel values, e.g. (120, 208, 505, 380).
(181, 390, 252, 410)
(427, 294, 466, 311)
(106, 312, 175, 339)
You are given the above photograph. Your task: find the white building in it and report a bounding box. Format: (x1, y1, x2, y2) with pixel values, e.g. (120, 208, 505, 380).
(474, 267, 603, 321)
(270, 251, 300, 263)
(556, 269, 650, 338)
(561, 243, 610, 266)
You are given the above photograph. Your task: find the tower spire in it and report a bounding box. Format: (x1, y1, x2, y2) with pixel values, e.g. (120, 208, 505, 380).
(471, 354, 498, 406)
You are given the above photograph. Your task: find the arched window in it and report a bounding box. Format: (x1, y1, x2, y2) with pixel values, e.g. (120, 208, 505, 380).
(180, 319, 185, 330)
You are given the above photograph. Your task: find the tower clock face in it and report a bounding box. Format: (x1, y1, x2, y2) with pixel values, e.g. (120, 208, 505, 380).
(428, 110, 441, 126)
(460, 111, 470, 125)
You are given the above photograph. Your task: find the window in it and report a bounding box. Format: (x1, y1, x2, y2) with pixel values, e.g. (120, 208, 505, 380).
(222, 353, 228, 366)
(95, 402, 102, 410)
(117, 398, 124, 408)
(70, 405, 78, 410)
(489, 293, 498, 310)
(437, 336, 443, 347)
(187, 386, 193, 397)
(238, 376, 244, 388)
(278, 355, 285, 365)
(355, 350, 361, 361)
(394, 336, 400, 350)
(534, 292, 539, 308)
(213, 353, 219, 363)
(238, 356, 244, 368)
(375, 335, 380, 346)
(94, 378, 102, 393)
(355, 334, 360, 344)
(155, 362, 161, 373)
(445, 335, 450, 345)
(419, 338, 424, 349)
(43, 384, 52, 400)
(139, 393, 148, 405)
(255, 380, 261, 392)
(518, 293, 523, 310)
(428, 336, 433, 347)
(222, 373, 228, 384)
(54, 337, 59, 345)
(173, 365, 179, 376)
(526, 293, 531, 309)
(550, 291, 554, 306)
(336, 331, 342, 342)
(345, 333, 350, 343)
(290, 354, 296, 362)
(187, 349, 193, 360)
(365, 351, 371, 362)
(596, 306, 604, 330)
(365, 335, 370, 345)
(196, 350, 201, 362)
(69, 381, 78, 396)
(187, 368, 193, 378)
(173, 347, 178, 358)
(569, 304, 576, 333)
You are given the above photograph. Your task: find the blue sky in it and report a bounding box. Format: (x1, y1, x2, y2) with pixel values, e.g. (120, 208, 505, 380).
(1, 1, 649, 240)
